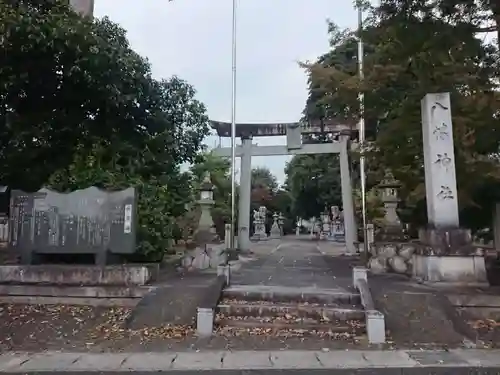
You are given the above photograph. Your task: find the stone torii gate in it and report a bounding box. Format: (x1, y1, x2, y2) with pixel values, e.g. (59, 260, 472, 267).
(212, 120, 357, 253)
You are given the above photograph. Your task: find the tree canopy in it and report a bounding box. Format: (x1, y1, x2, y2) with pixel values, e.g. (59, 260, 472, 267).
(298, 0, 500, 233)
(284, 154, 342, 220)
(1, 0, 210, 258)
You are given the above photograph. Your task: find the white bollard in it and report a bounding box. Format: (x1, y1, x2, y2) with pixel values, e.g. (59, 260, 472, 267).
(366, 310, 386, 344)
(196, 307, 214, 337)
(352, 266, 367, 290)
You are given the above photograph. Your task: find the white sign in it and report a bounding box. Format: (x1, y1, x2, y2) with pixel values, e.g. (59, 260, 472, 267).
(124, 204, 132, 234)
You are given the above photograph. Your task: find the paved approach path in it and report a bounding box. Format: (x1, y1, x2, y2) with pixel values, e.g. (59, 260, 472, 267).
(232, 238, 355, 291)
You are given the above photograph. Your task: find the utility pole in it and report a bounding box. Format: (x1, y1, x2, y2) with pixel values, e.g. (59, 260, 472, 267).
(229, 0, 238, 251)
(357, 3, 369, 261)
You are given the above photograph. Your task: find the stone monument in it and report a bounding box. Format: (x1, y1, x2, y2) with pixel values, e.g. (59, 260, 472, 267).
(9, 186, 137, 265)
(413, 92, 486, 284)
(251, 206, 268, 241)
(270, 212, 281, 238)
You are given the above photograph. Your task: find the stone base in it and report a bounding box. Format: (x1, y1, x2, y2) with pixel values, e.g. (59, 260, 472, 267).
(417, 227, 474, 256)
(375, 225, 407, 242)
(251, 233, 268, 241)
(412, 254, 488, 285)
(0, 265, 152, 286)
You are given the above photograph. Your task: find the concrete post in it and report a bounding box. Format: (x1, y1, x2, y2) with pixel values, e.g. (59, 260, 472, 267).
(366, 310, 386, 344)
(224, 224, 231, 249)
(366, 223, 375, 253)
(238, 136, 252, 251)
(196, 307, 214, 337)
(352, 266, 367, 290)
(494, 204, 500, 251)
(339, 136, 356, 254)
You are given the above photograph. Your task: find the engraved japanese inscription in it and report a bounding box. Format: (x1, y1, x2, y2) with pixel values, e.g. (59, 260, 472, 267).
(434, 153, 452, 170)
(433, 123, 449, 140)
(437, 186, 454, 200)
(9, 186, 137, 260)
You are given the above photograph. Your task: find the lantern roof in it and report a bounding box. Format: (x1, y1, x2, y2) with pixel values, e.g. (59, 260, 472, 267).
(199, 172, 214, 191)
(378, 170, 401, 188)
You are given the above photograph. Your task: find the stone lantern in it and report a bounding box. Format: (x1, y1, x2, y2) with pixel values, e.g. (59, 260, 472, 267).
(270, 212, 281, 238)
(379, 170, 401, 226)
(376, 170, 405, 241)
(278, 212, 285, 236)
(320, 211, 330, 240)
(194, 172, 218, 244)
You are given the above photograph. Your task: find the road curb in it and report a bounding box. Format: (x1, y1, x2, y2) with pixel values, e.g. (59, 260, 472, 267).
(1, 349, 500, 372)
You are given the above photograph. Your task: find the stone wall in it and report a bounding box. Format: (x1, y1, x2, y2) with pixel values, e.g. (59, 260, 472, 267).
(369, 242, 417, 275)
(181, 244, 226, 271)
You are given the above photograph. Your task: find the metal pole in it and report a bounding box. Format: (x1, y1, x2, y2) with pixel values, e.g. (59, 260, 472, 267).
(357, 5, 369, 259)
(229, 0, 237, 250)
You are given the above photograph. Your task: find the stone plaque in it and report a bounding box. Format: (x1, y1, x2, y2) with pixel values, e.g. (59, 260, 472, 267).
(9, 186, 137, 263)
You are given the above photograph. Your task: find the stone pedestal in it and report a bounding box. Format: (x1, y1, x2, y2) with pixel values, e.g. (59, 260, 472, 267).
(413, 227, 487, 284)
(412, 254, 487, 284)
(417, 227, 473, 255)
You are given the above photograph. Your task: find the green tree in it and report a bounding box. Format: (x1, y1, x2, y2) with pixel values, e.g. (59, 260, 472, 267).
(3, 0, 211, 259)
(306, 9, 500, 233)
(375, 0, 500, 48)
(0, 1, 166, 190)
(251, 167, 278, 206)
(284, 154, 342, 220)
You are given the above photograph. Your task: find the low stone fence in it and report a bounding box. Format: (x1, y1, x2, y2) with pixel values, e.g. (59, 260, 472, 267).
(352, 267, 386, 344)
(0, 264, 153, 285)
(196, 264, 230, 336)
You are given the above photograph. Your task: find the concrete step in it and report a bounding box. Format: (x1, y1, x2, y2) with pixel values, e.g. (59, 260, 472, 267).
(217, 300, 365, 321)
(223, 285, 360, 305)
(215, 314, 365, 334)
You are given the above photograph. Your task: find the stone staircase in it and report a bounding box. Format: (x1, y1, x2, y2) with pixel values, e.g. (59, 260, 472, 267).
(214, 285, 367, 339)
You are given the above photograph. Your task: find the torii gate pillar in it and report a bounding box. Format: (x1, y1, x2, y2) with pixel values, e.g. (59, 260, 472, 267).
(238, 136, 253, 251)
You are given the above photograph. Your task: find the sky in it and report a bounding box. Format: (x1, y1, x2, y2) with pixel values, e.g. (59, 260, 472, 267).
(94, 0, 359, 184)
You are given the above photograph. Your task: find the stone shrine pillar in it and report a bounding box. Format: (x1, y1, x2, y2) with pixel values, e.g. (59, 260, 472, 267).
(414, 92, 486, 284)
(251, 206, 268, 241)
(339, 136, 356, 254)
(238, 136, 252, 251)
